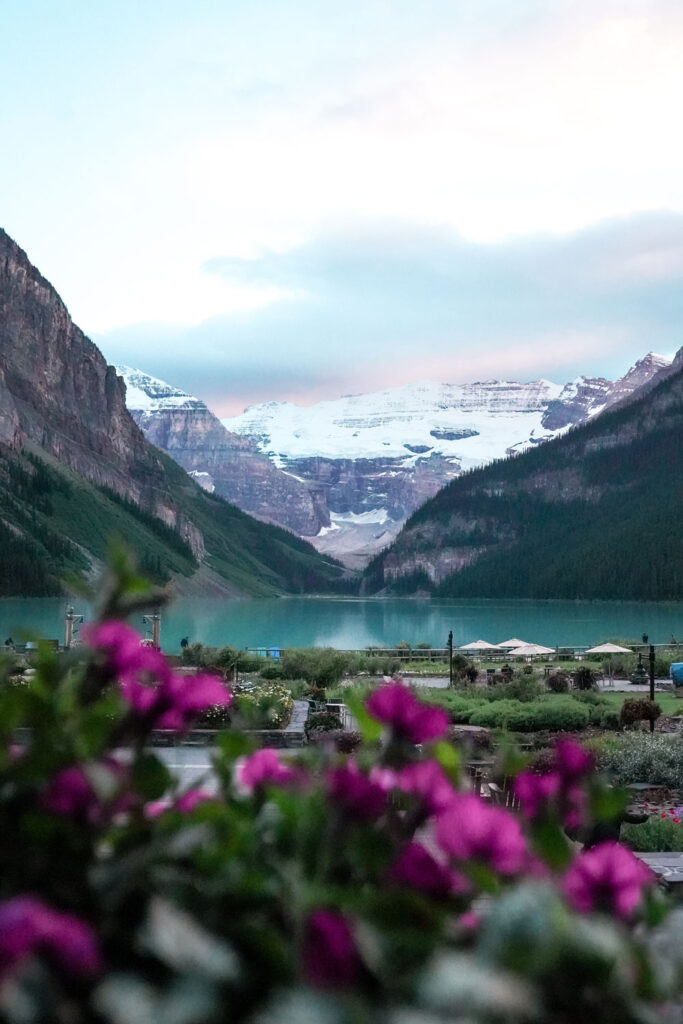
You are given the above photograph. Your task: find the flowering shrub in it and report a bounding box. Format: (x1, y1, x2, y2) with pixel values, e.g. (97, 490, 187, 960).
(3, 570, 683, 1022)
(234, 681, 293, 729)
(598, 733, 683, 789)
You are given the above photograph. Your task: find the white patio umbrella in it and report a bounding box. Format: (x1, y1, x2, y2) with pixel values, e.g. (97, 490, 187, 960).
(584, 643, 634, 655)
(459, 640, 503, 651)
(498, 638, 531, 649)
(584, 643, 634, 685)
(507, 643, 555, 658)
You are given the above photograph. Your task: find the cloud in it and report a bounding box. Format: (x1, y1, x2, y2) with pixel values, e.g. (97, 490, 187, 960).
(96, 211, 683, 414)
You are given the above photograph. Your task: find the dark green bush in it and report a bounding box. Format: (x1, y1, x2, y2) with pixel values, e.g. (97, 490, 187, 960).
(469, 697, 590, 732)
(235, 653, 262, 672)
(574, 666, 597, 690)
(489, 675, 542, 702)
(279, 648, 349, 686)
(259, 662, 284, 680)
(621, 817, 683, 852)
(547, 672, 570, 693)
(620, 698, 661, 728)
(305, 710, 343, 735)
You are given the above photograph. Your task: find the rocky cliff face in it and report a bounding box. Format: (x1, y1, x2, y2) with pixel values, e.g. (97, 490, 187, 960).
(1, 234, 154, 491)
(118, 367, 328, 537)
(0, 229, 347, 597)
(0, 230, 209, 554)
(540, 353, 671, 431)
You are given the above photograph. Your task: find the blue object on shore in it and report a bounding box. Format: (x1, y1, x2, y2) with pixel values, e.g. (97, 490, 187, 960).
(671, 663, 683, 687)
(268, 647, 281, 660)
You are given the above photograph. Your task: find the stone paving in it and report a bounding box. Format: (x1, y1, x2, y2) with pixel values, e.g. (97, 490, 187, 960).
(636, 854, 683, 894)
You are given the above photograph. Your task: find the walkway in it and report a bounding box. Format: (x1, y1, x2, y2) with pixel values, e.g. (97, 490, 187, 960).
(636, 854, 683, 893)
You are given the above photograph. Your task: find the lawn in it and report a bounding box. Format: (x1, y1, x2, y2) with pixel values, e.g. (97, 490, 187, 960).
(597, 691, 682, 716)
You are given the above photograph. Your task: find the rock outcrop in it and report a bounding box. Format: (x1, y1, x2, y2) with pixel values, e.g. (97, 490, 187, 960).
(0, 228, 347, 596)
(118, 367, 328, 536)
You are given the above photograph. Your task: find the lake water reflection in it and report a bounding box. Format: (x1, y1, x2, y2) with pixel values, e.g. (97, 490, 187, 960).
(1, 596, 683, 652)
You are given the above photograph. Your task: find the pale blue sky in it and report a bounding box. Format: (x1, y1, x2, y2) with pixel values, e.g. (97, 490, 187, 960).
(2, 1, 683, 413)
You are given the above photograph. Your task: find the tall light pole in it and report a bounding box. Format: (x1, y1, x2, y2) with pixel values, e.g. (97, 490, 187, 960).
(447, 630, 453, 687)
(142, 608, 161, 649)
(64, 606, 83, 648)
(649, 643, 656, 732)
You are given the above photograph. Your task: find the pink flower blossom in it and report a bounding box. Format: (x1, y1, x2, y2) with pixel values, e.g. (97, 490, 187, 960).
(146, 788, 214, 818)
(457, 911, 480, 933)
(436, 793, 527, 875)
(237, 749, 298, 792)
(365, 680, 449, 744)
(564, 842, 654, 920)
(154, 673, 232, 731)
(554, 738, 595, 781)
(175, 789, 214, 812)
(0, 897, 102, 979)
(514, 770, 561, 819)
(42, 766, 98, 820)
(396, 760, 457, 817)
(85, 621, 231, 731)
(41, 759, 129, 824)
(302, 910, 359, 989)
(327, 761, 387, 820)
(83, 620, 154, 676)
(389, 842, 469, 896)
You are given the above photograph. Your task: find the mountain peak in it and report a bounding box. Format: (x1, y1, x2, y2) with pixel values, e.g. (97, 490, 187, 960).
(116, 365, 205, 412)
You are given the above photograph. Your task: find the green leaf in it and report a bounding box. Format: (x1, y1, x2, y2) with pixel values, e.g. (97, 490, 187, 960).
(432, 740, 460, 784)
(345, 691, 382, 743)
(590, 784, 628, 823)
(132, 752, 173, 800)
(530, 819, 572, 870)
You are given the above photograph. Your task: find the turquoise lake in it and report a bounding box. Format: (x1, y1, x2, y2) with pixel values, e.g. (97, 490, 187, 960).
(1, 597, 683, 653)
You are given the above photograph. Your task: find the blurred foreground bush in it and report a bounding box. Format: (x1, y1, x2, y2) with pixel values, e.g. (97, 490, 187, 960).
(2, 556, 683, 1023)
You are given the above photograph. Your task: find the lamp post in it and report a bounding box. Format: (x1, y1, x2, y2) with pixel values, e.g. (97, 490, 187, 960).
(447, 630, 453, 687)
(649, 643, 656, 731)
(64, 606, 83, 649)
(142, 608, 161, 650)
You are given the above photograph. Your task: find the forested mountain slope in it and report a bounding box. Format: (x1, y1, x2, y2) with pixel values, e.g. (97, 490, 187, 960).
(364, 350, 683, 600)
(0, 229, 348, 596)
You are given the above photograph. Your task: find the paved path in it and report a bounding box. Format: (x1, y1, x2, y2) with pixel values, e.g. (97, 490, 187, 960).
(154, 747, 217, 793)
(597, 679, 674, 693)
(636, 853, 683, 893)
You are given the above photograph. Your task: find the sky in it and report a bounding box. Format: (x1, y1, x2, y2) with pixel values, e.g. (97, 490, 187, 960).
(2, 0, 683, 415)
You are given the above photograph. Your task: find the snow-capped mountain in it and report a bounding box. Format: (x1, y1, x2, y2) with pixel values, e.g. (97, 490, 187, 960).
(221, 354, 670, 563)
(116, 366, 328, 537)
(224, 378, 564, 470)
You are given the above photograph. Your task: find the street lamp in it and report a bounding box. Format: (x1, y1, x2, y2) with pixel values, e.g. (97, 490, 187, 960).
(447, 630, 453, 687)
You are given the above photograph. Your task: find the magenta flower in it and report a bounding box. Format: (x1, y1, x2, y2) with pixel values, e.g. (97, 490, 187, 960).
(389, 842, 469, 896)
(365, 680, 449, 744)
(146, 788, 214, 818)
(0, 897, 102, 979)
(564, 842, 654, 920)
(327, 761, 387, 820)
(436, 793, 527, 875)
(175, 788, 215, 812)
(514, 770, 561, 819)
(85, 620, 231, 732)
(83, 620, 155, 677)
(41, 766, 98, 820)
(396, 760, 457, 817)
(154, 672, 232, 731)
(302, 909, 359, 989)
(457, 910, 480, 933)
(41, 759, 129, 824)
(237, 749, 298, 792)
(554, 738, 595, 781)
